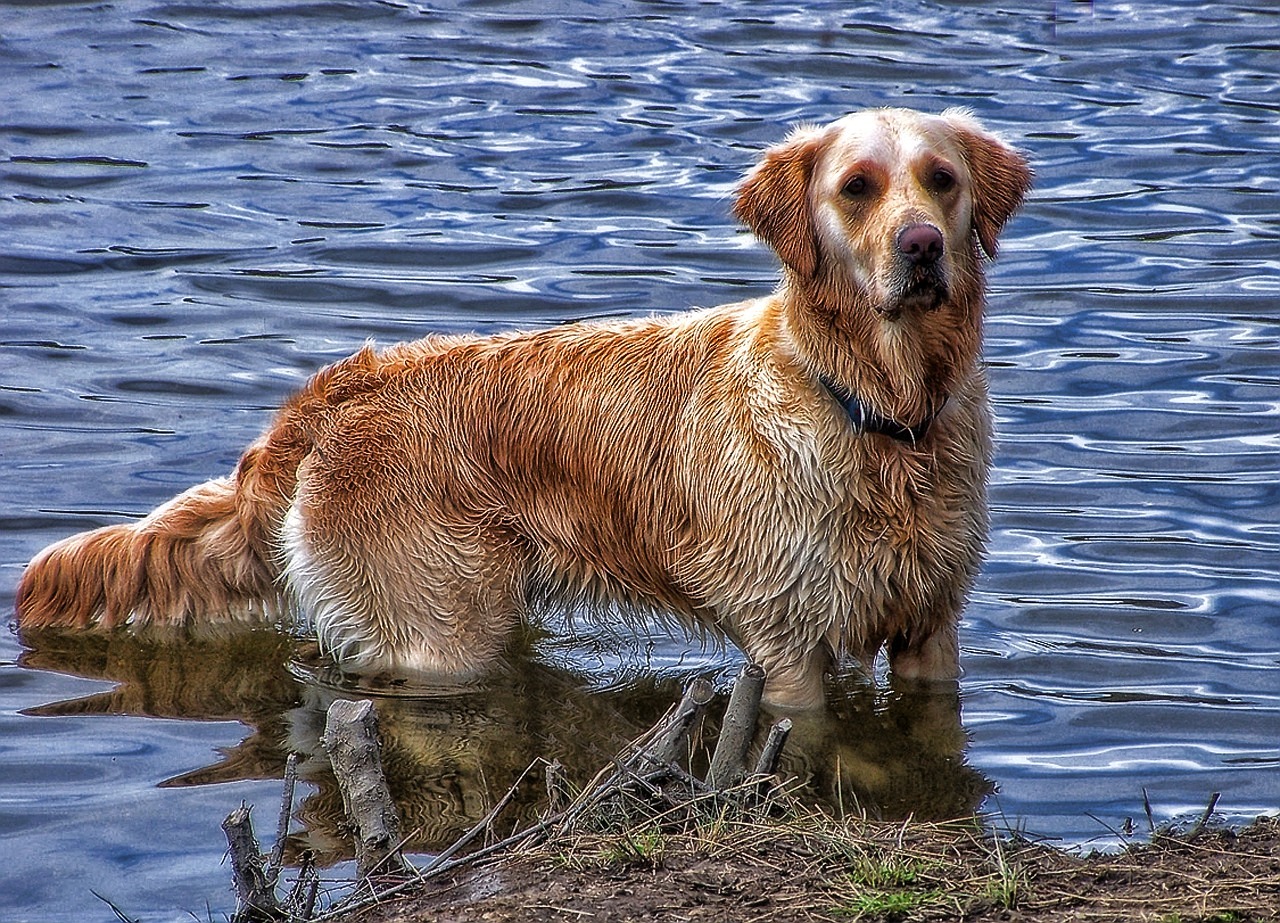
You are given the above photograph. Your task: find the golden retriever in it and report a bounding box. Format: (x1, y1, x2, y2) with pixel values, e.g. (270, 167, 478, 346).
(15, 108, 1031, 709)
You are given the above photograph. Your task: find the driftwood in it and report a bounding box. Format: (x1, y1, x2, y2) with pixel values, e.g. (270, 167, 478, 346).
(707, 662, 766, 790)
(649, 676, 715, 766)
(320, 699, 411, 882)
(222, 804, 285, 922)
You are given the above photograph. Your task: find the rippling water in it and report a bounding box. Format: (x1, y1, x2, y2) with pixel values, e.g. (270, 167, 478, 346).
(2, 2, 1278, 920)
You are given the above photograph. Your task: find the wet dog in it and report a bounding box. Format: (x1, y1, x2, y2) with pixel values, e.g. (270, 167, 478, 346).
(15, 108, 1031, 708)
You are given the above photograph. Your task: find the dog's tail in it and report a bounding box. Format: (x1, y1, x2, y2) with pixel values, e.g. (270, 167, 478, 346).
(13, 346, 395, 634)
(15, 433, 300, 633)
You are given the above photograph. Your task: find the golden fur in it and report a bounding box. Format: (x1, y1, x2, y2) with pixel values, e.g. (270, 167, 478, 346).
(15, 108, 1031, 708)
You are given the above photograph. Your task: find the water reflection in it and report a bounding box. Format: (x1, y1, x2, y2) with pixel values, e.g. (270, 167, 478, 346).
(19, 626, 989, 862)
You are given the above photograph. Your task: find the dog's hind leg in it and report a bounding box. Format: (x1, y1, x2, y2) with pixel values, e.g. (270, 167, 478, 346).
(280, 493, 526, 682)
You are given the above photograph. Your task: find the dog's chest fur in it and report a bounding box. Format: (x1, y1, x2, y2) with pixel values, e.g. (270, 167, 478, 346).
(671, 337, 989, 665)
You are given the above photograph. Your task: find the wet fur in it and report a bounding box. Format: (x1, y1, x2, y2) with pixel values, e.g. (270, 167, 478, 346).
(15, 108, 1031, 708)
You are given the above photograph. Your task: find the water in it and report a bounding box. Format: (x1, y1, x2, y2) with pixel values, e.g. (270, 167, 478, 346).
(2, 1, 1278, 919)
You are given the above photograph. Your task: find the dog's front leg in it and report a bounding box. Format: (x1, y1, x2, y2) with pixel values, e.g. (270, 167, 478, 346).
(754, 648, 831, 711)
(887, 622, 960, 682)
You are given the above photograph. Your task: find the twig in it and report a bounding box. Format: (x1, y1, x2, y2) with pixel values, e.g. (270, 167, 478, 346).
(608, 757, 680, 808)
(545, 759, 570, 816)
(301, 877, 319, 921)
(649, 676, 715, 766)
(1188, 791, 1221, 838)
(633, 753, 716, 797)
(421, 759, 541, 875)
(752, 716, 792, 778)
(285, 851, 315, 910)
(267, 752, 299, 884)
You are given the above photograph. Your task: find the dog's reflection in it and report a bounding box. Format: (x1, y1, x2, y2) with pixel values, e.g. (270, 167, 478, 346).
(19, 627, 990, 862)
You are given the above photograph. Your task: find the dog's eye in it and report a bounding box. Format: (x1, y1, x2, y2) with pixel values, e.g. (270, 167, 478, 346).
(842, 175, 868, 198)
(931, 169, 956, 192)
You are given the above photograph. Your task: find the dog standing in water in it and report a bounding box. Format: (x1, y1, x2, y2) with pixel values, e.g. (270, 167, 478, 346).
(15, 108, 1031, 709)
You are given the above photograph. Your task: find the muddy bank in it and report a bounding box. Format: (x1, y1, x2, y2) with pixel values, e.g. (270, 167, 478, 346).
(336, 813, 1280, 923)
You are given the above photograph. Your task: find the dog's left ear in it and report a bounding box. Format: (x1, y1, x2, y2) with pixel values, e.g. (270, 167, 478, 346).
(734, 127, 823, 279)
(943, 110, 1033, 260)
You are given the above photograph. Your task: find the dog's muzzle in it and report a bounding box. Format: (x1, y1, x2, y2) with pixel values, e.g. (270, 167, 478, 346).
(880, 222, 949, 315)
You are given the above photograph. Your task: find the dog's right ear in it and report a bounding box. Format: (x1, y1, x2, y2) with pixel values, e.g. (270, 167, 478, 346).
(734, 128, 823, 280)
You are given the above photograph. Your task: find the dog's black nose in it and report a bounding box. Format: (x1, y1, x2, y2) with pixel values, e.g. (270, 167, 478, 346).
(897, 224, 944, 266)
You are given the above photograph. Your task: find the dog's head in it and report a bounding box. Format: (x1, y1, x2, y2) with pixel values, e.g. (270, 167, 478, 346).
(735, 108, 1032, 318)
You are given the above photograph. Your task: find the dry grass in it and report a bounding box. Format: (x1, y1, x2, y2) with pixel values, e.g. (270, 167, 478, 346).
(325, 770, 1280, 923)
(255, 688, 1280, 923)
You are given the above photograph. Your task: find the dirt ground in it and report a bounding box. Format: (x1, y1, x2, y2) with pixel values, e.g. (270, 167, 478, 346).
(336, 814, 1280, 923)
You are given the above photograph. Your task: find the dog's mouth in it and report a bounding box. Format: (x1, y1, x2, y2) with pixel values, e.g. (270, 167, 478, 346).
(877, 269, 948, 318)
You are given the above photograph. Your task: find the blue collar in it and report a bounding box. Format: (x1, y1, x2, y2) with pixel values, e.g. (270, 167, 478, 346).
(819, 375, 944, 445)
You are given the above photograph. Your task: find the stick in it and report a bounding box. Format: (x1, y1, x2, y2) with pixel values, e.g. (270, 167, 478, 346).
(421, 759, 540, 875)
(222, 804, 284, 922)
(320, 699, 411, 882)
(752, 716, 793, 778)
(267, 752, 299, 884)
(285, 851, 315, 910)
(545, 759, 570, 816)
(707, 663, 766, 790)
(1188, 791, 1222, 838)
(301, 877, 319, 921)
(649, 676, 715, 766)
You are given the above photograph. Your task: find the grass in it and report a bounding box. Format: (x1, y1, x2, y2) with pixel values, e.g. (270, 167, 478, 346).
(835, 886, 947, 919)
(848, 853, 942, 889)
(830, 845, 951, 918)
(815, 816, 1029, 920)
(542, 786, 1275, 922)
(982, 827, 1024, 910)
(602, 823, 667, 866)
(541, 779, 1041, 922)
(276, 696, 1280, 923)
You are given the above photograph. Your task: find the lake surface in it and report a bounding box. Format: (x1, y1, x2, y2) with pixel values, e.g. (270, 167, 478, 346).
(2, 1, 1278, 920)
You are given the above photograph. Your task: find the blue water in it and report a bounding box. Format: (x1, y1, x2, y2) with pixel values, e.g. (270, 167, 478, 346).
(3, 1, 1279, 920)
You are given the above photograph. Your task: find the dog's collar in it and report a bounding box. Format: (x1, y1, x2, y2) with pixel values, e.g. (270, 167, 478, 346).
(819, 375, 944, 445)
